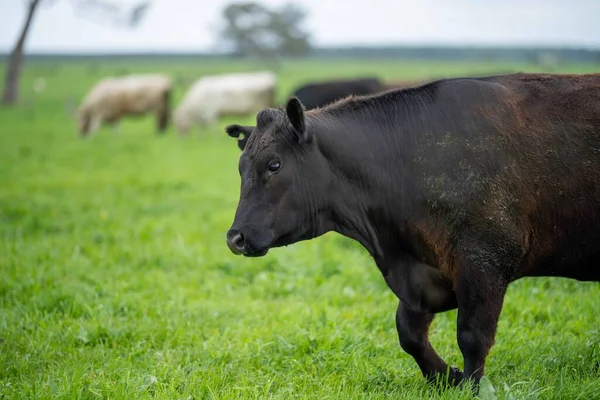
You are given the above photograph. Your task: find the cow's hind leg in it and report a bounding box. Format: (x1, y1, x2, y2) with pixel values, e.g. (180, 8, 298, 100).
(454, 243, 512, 391)
(396, 302, 463, 385)
(156, 89, 171, 134)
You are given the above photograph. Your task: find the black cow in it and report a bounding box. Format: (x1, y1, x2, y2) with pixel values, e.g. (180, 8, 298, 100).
(291, 77, 383, 110)
(224, 73, 600, 391)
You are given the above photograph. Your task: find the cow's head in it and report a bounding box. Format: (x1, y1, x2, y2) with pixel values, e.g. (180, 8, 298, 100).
(173, 110, 190, 135)
(226, 97, 332, 257)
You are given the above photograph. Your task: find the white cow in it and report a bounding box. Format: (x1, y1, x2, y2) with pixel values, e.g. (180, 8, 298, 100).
(173, 71, 276, 134)
(77, 73, 172, 136)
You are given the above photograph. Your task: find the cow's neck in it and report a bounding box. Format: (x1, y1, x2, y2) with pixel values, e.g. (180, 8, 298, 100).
(310, 111, 413, 263)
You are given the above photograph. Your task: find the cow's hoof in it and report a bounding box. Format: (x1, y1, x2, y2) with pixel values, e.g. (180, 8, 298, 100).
(426, 366, 464, 387)
(447, 366, 464, 386)
(456, 375, 481, 395)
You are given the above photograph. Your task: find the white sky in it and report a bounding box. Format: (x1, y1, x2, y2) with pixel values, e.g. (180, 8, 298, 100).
(1, 0, 600, 53)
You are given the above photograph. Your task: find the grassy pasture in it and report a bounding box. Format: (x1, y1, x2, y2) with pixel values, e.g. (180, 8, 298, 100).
(1, 58, 600, 399)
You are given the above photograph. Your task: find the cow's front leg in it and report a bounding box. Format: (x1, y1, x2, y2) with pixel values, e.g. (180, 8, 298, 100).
(396, 302, 463, 385)
(454, 247, 510, 390)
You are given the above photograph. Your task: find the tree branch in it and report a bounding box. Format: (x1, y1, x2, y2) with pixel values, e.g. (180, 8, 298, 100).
(2, 0, 41, 104)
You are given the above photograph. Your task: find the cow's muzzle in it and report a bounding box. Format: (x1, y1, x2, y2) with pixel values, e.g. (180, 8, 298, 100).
(226, 228, 269, 257)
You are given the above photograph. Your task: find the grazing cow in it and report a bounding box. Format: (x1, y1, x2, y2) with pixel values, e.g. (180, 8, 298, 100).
(224, 73, 600, 390)
(291, 77, 383, 109)
(173, 71, 276, 134)
(77, 73, 172, 136)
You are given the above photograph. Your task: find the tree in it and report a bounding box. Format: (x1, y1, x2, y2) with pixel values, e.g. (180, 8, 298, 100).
(2, 0, 151, 106)
(218, 2, 311, 63)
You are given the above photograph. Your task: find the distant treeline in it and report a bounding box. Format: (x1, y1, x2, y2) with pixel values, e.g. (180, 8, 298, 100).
(2, 45, 600, 64)
(313, 46, 600, 64)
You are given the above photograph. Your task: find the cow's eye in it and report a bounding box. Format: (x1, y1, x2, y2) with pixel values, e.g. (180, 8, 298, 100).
(267, 160, 281, 173)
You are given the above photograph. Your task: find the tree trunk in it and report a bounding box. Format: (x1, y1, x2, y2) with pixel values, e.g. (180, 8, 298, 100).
(2, 0, 41, 105)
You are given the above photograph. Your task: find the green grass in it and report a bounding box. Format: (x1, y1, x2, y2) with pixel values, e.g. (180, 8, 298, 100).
(1, 58, 600, 399)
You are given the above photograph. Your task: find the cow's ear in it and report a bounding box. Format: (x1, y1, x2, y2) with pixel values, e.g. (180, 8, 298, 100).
(225, 124, 254, 151)
(286, 97, 311, 143)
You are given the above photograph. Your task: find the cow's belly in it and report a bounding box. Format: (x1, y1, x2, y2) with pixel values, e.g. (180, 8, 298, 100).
(520, 217, 600, 282)
(525, 247, 600, 282)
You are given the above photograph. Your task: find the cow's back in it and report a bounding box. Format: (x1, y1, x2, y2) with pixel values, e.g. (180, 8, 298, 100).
(117, 74, 172, 114)
(80, 74, 171, 116)
(175, 71, 276, 124)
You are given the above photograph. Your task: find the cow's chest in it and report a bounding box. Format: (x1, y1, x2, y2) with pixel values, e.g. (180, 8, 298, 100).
(379, 257, 457, 314)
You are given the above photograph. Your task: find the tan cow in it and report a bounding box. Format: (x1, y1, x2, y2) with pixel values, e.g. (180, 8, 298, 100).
(77, 73, 172, 136)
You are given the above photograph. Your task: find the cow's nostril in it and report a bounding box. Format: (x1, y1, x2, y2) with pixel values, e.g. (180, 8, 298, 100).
(226, 229, 247, 255)
(227, 229, 237, 241)
(232, 232, 245, 251)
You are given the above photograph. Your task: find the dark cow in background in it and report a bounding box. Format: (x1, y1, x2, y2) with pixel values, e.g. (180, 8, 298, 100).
(291, 77, 383, 109)
(380, 80, 423, 91)
(224, 73, 600, 391)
